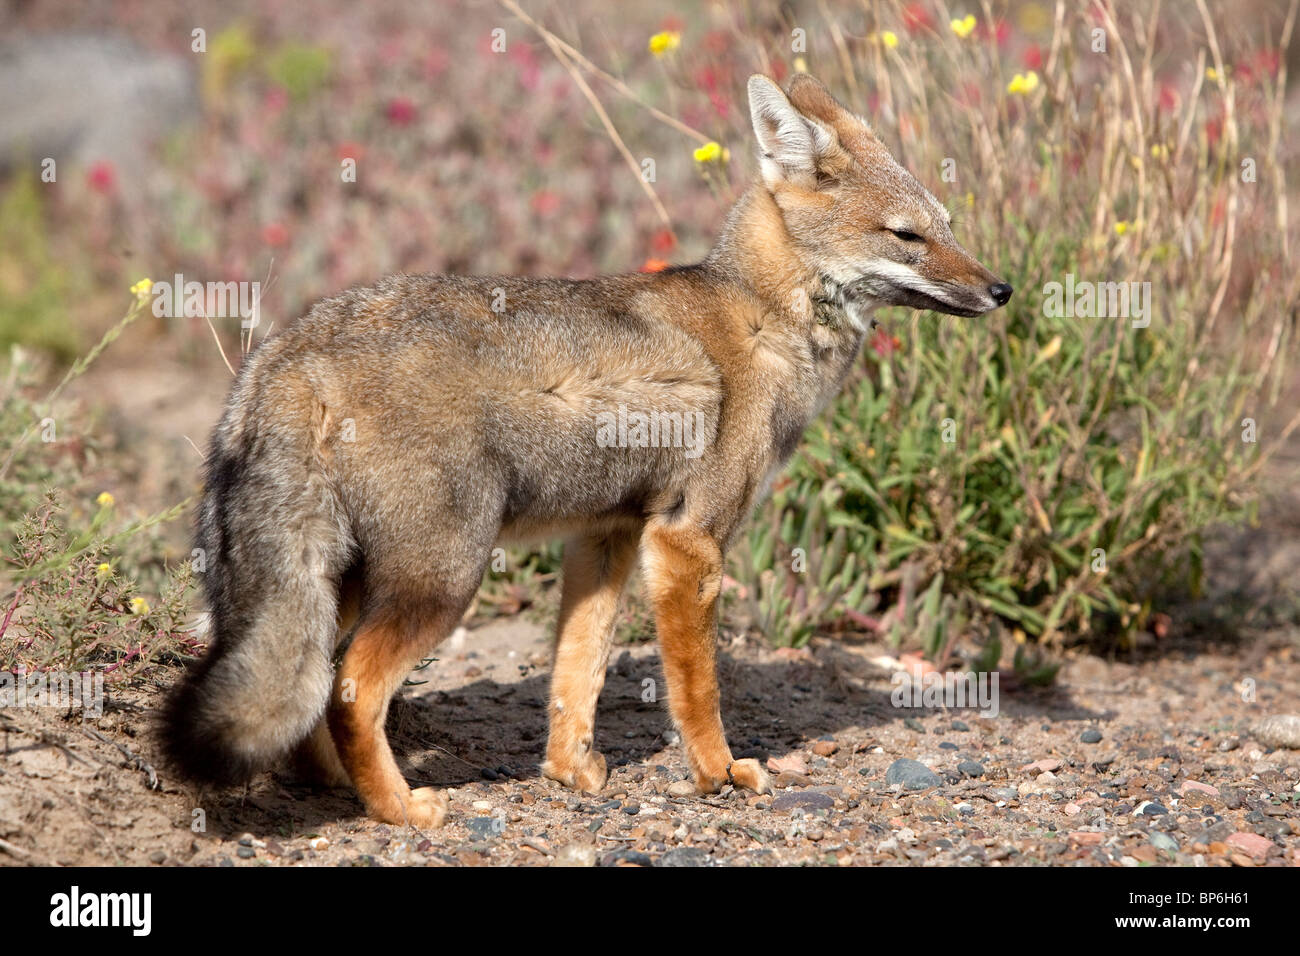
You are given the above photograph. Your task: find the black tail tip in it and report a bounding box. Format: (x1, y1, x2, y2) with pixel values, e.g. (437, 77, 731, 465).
(157, 668, 260, 788)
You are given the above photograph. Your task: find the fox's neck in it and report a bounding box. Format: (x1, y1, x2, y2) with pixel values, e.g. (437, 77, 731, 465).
(706, 184, 866, 339)
(707, 184, 820, 313)
(705, 182, 869, 424)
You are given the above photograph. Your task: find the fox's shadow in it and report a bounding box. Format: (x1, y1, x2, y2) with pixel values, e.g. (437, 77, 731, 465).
(193, 638, 1103, 843)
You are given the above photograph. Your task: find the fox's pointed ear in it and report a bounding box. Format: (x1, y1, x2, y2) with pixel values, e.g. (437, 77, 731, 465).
(747, 74, 836, 189)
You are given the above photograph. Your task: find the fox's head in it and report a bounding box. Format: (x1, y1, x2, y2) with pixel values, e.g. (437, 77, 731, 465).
(746, 73, 1012, 322)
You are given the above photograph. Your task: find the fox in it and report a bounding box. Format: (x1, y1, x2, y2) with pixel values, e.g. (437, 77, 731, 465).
(160, 72, 1012, 828)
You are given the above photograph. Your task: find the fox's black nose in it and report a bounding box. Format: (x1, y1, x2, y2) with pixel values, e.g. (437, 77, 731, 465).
(989, 283, 1014, 306)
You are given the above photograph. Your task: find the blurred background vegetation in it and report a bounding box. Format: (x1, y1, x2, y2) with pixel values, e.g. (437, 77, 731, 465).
(1, 0, 1298, 682)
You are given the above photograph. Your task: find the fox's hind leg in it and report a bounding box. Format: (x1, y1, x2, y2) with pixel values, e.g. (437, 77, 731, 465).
(327, 593, 470, 828)
(541, 527, 640, 793)
(642, 520, 771, 796)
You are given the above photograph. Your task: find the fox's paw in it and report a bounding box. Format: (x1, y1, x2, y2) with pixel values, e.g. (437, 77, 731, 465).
(403, 787, 449, 829)
(541, 750, 608, 794)
(369, 786, 448, 829)
(695, 758, 772, 796)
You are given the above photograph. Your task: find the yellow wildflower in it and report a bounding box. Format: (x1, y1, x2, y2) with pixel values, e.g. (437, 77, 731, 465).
(1114, 220, 1130, 236)
(880, 30, 899, 49)
(1007, 71, 1040, 95)
(96, 491, 115, 508)
(693, 141, 727, 164)
(96, 562, 112, 579)
(649, 32, 680, 57)
(129, 278, 153, 299)
(129, 597, 150, 615)
(950, 15, 976, 38)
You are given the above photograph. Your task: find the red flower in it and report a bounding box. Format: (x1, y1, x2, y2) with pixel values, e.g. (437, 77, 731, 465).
(530, 190, 560, 215)
(87, 160, 116, 194)
(1206, 116, 1222, 148)
(871, 326, 901, 357)
(902, 3, 933, 33)
(336, 141, 365, 162)
(264, 87, 289, 112)
(1022, 44, 1043, 71)
(1157, 83, 1178, 113)
(651, 228, 676, 254)
(386, 97, 417, 126)
(640, 258, 670, 273)
(262, 222, 290, 246)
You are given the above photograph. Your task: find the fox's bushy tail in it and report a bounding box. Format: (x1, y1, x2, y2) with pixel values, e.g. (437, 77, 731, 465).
(161, 396, 352, 786)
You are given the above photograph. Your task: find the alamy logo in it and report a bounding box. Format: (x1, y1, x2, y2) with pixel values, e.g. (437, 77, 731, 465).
(595, 404, 709, 459)
(49, 886, 151, 936)
(0, 670, 104, 718)
(891, 670, 1000, 718)
(150, 274, 262, 329)
(1042, 273, 1151, 328)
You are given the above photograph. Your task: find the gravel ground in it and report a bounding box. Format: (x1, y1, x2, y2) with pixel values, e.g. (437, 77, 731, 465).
(2, 614, 1297, 868)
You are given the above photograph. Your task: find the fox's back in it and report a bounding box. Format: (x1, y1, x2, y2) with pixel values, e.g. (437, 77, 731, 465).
(220, 271, 727, 542)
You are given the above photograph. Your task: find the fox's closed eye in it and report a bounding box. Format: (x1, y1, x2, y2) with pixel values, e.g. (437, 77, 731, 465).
(889, 229, 924, 242)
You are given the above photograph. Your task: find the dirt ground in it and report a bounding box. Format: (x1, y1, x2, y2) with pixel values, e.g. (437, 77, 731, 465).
(2, 609, 1297, 868)
(1, 343, 1297, 869)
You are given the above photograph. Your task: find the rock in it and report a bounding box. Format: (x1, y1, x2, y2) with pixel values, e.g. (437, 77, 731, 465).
(1020, 758, 1062, 774)
(1226, 831, 1273, 862)
(600, 848, 654, 867)
(766, 753, 809, 775)
(1080, 728, 1103, 744)
(957, 760, 985, 778)
(774, 771, 812, 789)
(1149, 832, 1179, 854)
(951, 720, 970, 732)
(772, 791, 835, 812)
(308, 837, 329, 852)
(811, 738, 839, 757)
(666, 780, 696, 797)
(148, 851, 166, 864)
(1180, 780, 1220, 797)
(1135, 801, 1169, 817)
(235, 846, 255, 859)
(885, 758, 942, 791)
(552, 843, 597, 867)
(658, 847, 713, 867)
(1069, 831, 1104, 845)
(1253, 714, 1300, 750)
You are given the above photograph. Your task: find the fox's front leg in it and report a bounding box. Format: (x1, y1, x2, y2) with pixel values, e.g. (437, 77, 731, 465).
(541, 529, 640, 793)
(642, 521, 771, 795)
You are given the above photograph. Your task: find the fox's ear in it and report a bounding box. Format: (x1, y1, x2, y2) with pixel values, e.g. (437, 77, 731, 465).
(747, 74, 836, 189)
(786, 73, 860, 128)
